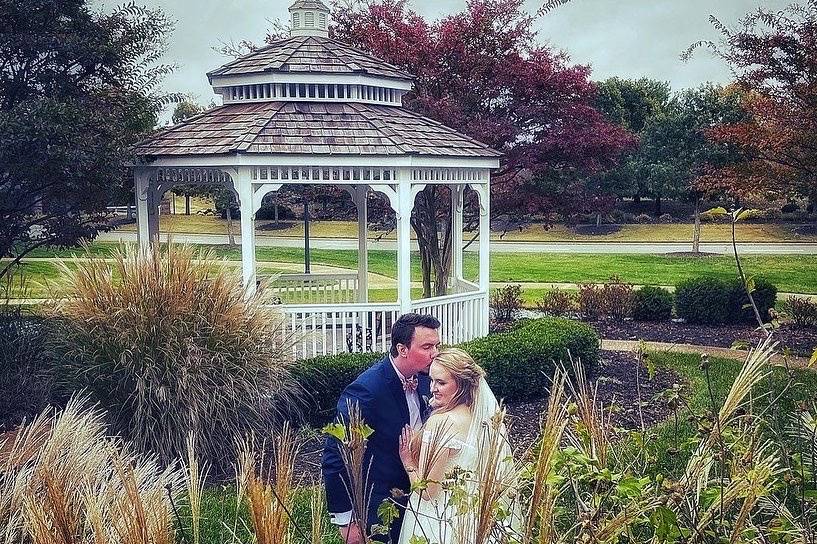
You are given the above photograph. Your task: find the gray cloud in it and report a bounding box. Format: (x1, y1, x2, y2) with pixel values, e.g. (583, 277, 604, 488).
(91, 0, 788, 121)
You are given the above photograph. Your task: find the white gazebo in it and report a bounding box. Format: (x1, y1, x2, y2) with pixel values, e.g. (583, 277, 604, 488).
(132, 0, 500, 358)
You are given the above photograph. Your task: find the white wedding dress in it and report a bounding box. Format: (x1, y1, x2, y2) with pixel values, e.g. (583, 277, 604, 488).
(397, 379, 516, 544)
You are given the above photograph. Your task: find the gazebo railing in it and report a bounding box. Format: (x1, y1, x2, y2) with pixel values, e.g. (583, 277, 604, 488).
(276, 289, 487, 360)
(280, 302, 400, 359)
(262, 273, 359, 304)
(411, 290, 487, 345)
(451, 278, 480, 294)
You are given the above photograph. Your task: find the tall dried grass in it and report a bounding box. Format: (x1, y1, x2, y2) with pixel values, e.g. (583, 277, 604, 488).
(0, 396, 184, 544)
(238, 423, 299, 544)
(47, 243, 302, 470)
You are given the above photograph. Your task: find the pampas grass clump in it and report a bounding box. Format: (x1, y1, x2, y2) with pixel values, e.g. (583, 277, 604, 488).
(0, 397, 184, 544)
(47, 244, 301, 470)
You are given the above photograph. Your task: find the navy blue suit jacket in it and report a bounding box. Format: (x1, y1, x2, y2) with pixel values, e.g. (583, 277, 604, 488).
(321, 355, 431, 533)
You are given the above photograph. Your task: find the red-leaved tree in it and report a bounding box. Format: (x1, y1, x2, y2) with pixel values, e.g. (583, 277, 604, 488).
(326, 0, 634, 295)
(687, 2, 817, 208)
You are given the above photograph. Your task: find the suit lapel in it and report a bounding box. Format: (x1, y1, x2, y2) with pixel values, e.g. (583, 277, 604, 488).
(383, 358, 410, 424)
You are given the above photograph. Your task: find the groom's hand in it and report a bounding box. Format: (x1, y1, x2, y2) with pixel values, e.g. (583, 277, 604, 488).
(339, 521, 364, 544)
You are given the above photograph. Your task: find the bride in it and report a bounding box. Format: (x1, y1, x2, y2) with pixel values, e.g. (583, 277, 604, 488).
(397, 348, 517, 544)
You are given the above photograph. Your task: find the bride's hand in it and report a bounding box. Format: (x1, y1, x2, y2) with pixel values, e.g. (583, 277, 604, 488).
(398, 425, 416, 471)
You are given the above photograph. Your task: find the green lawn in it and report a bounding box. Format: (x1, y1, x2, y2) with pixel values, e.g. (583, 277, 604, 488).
(643, 351, 817, 475)
(12, 244, 817, 296)
(116, 216, 817, 243)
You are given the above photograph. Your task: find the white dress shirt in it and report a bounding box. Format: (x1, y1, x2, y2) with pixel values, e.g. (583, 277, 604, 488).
(391, 356, 423, 431)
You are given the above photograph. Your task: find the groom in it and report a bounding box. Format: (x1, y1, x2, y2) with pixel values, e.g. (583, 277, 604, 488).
(322, 313, 441, 544)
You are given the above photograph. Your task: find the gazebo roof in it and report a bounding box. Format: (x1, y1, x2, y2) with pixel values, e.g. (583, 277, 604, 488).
(136, 102, 501, 158)
(289, 0, 329, 9)
(207, 36, 414, 82)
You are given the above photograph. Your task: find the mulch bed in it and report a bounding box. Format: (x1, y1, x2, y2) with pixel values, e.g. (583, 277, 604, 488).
(590, 319, 817, 358)
(292, 349, 681, 481)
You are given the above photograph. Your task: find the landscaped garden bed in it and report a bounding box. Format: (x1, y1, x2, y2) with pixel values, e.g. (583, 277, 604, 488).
(590, 319, 817, 357)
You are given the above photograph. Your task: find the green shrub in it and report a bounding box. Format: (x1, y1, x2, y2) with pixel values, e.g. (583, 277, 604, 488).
(292, 352, 384, 426)
(462, 318, 599, 401)
(291, 318, 599, 418)
(675, 277, 731, 325)
(0, 306, 53, 429)
(47, 245, 301, 470)
(675, 276, 778, 325)
(725, 277, 777, 324)
(632, 286, 673, 321)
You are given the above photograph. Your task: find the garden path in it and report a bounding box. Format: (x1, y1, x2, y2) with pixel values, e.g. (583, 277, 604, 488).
(602, 339, 814, 369)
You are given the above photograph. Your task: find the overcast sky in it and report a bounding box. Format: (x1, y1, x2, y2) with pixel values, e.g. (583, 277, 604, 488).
(93, 0, 789, 119)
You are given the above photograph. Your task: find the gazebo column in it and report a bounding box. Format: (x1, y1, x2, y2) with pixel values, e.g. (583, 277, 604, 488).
(451, 184, 465, 290)
(473, 181, 491, 335)
(235, 171, 257, 295)
(396, 179, 413, 314)
(135, 167, 159, 250)
(355, 186, 369, 303)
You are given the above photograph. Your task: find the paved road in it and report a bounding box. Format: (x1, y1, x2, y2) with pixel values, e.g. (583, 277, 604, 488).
(97, 231, 817, 255)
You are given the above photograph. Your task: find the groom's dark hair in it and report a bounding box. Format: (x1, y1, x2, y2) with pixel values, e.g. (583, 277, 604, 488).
(390, 313, 440, 357)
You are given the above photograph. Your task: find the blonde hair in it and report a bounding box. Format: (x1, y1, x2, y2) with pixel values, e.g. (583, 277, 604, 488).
(408, 348, 486, 463)
(431, 347, 486, 411)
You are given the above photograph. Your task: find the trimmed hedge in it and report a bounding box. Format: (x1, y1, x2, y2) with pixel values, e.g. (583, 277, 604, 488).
(292, 352, 384, 426)
(292, 318, 599, 426)
(675, 277, 731, 325)
(632, 286, 673, 321)
(676, 276, 778, 325)
(292, 318, 600, 426)
(726, 277, 777, 324)
(464, 318, 599, 401)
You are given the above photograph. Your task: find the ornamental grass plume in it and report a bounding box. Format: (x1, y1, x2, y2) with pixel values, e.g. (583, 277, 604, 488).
(0, 396, 184, 544)
(47, 243, 302, 471)
(522, 369, 568, 544)
(238, 423, 299, 544)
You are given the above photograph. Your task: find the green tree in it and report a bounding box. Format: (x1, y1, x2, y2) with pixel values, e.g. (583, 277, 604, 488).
(0, 0, 174, 281)
(594, 77, 671, 209)
(637, 84, 747, 248)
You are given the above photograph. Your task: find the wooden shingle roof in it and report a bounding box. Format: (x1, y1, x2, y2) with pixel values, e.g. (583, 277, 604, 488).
(207, 36, 413, 81)
(135, 102, 501, 159)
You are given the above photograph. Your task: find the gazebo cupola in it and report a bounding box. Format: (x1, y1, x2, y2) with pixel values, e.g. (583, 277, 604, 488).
(132, 0, 500, 359)
(289, 0, 330, 37)
(206, 0, 412, 107)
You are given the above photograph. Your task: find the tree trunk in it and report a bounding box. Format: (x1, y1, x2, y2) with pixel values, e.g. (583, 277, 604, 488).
(185, 194, 190, 215)
(274, 201, 279, 226)
(654, 195, 662, 216)
(126, 203, 133, 221)
(596, 213, 602, 227)
(411, 186, 453, 298)
(692, 197, 701, 254)
(226, 207, 236, 246)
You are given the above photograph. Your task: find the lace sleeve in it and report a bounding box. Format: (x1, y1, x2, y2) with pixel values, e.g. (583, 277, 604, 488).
(421, 430, 468, 451)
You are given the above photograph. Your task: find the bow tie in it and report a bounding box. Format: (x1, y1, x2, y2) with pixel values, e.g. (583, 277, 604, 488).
(401, 374, 418, 393)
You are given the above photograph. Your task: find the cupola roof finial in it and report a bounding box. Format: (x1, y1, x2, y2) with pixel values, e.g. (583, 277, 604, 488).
(289, 0, 330, 38)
